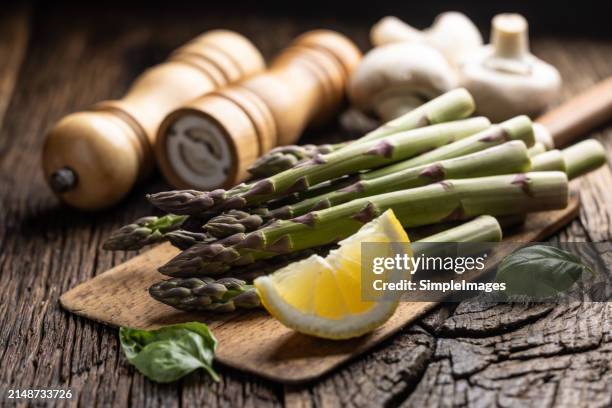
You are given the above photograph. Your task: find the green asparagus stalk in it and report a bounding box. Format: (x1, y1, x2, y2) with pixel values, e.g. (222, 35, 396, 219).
(530, 139, 607, 176)
(247, 144, 342, 178)
(103, 214, 187, 250)
(150, 215, 502, 312)
(159, 172, 568, 277)
(531, 150, 567, 172)
(359, 88, 476, 142)
(149, 277, 261, 312)
(419, 215, 502, 243)
(560, 139, 607, 179)
(148, 117, 491, 215)
(246, 88, 476, 177)
(361, 115, 534, 181)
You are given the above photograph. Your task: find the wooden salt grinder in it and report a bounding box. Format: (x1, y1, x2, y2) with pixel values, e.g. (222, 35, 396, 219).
(155, 30, 362, 190)
(42, 30, 265, 210)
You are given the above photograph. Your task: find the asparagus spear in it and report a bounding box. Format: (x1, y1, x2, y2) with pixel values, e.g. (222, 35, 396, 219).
(150, 215, 502, 312)
(529, 139, 607, 176)
(246, 88, 476, 177)
(560, 139, 607, 179)
(148, 117, 491, 215)
(247, 144, 342, 178)
(149, 277, 261, 312)
(359, 88, 476, 142)
(159, 172, 568, 277)
(531, 150, 566, 172)
(103, 214, 187, 250)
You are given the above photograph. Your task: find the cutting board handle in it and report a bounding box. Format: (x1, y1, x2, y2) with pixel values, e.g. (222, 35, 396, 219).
(537, 76, 612, 147)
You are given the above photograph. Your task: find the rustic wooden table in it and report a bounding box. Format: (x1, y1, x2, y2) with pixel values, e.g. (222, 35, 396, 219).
(1, 5, 611, 407)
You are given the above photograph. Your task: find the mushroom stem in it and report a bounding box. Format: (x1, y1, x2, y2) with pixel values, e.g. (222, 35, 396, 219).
(491, 13, 529, 60)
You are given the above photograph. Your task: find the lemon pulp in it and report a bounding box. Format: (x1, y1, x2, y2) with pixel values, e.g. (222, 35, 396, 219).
(254, 209, 411, 340)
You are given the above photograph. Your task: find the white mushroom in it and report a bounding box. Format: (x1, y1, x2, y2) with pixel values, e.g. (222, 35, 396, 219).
(370, 12, 483, 67)
(459, 13, 562, 121)
(348, 42, 458, 121)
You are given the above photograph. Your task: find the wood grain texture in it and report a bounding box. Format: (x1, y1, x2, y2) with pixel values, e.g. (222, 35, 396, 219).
(0, 7, 29, 130)
(538, 77, 612, 147)
(60, 196, 580, 384)
(0, 5, 611, 405)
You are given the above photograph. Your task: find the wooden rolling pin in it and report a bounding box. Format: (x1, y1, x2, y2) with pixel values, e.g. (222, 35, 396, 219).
(155, 30, 362, 190)
(537, 76, 612, 147)
(42, 30, 265, 210)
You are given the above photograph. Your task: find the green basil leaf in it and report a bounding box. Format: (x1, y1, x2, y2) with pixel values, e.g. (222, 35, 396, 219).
(495, 245, 591, 298)
(119, 322, 219, 383)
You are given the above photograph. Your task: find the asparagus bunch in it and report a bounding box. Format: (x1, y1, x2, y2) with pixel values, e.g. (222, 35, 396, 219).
(247, 88, 476, 177)
(104, 125, 522, 251)
(150, 215, 503, 312)
(158, 172, 569, 277)
(103, 137, 605, 252)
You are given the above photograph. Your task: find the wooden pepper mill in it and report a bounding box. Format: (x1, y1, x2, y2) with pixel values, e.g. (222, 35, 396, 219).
(42, 30, 265, 210)
(155, 30, 362, 190)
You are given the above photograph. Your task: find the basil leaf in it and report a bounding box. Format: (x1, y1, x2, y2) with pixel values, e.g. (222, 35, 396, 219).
(495, 245, 591, 298)
(119, 322, 219, 383)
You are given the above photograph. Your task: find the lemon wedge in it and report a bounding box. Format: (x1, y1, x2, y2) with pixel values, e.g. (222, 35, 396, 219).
(254, 209, 411, 339)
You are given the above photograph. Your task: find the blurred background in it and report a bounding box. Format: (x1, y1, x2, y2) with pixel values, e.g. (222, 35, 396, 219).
(7, 0, 612, 37)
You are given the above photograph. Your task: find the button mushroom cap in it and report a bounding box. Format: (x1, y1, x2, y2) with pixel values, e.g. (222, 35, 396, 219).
(348, 42, 458, 121)
(370, 12, 483, 67)
(459, 13, 562, 122)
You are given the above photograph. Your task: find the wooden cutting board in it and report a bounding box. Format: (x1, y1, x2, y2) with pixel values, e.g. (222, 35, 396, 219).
(60, 193, 580, 384)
